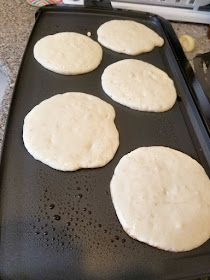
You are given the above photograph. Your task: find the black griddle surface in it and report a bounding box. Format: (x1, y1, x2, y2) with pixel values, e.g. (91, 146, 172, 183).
(0, 6, 210, 280)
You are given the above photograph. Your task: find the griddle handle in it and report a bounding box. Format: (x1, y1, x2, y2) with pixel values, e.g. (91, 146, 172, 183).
(84, 0, 112, 9)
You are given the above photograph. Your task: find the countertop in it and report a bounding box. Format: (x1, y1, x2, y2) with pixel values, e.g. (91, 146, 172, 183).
(0, 1, 210, 279)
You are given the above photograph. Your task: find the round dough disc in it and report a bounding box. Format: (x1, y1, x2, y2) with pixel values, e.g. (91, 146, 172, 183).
(102, 59, 177, 112)
(23, 92, 119, 171)
(34, 32, 103, 75)
(110, 146, 210, 252)
(97, 20, 164, 55)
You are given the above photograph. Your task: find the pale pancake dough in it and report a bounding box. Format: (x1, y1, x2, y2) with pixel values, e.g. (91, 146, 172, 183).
(102, 59, 177, 112)
(23, 92, 119, 171)
(97, 20, 164, 55)
(110, 146, 210, 252)
(34, 32, 103, 75)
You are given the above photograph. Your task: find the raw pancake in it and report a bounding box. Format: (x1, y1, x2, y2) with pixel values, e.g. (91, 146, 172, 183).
(110, 146, 210, 252)
(102, 59, 177, 112)
(34, 32, 103, 75)
(97, 20, 164, 55)
(23, 92, 119, 171)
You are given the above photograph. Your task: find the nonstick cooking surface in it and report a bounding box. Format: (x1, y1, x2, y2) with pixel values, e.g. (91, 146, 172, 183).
(0, 6, 210, 280)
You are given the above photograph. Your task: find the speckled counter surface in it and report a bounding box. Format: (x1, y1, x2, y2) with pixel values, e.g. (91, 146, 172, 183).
(0, 1, 36, 150)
